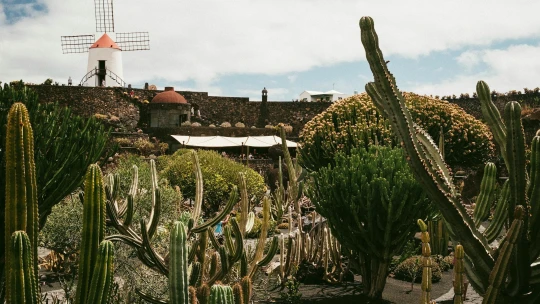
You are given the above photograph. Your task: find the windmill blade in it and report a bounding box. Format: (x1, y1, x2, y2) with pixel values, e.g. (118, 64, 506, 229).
(61, 35, 95, 54)
(115, 32, 150, 51)
(95, 0, 115, 32)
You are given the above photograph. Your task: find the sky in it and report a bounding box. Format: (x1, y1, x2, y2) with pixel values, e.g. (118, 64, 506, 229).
(2, 0, 540, 101)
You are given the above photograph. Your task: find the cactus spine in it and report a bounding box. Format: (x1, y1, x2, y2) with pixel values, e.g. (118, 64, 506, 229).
(209, 284, 235, 304)
(75, 164, 107, 304)
(5, 103, 39, 303)
(170, 221, 189, 304)
(9, 231, 38, 304)
(454, 245, 465, 304)
(417, 220, 432, 304)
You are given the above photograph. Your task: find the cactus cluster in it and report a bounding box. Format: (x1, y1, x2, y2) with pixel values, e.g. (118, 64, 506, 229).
(3, 103, 115, 304)
(105, 151, 278, 303)
(360, 16, 540, 303)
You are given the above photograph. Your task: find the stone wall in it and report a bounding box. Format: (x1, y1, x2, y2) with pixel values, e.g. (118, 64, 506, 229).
(28, 85, 539, 145)
(28, 85, 140, 131)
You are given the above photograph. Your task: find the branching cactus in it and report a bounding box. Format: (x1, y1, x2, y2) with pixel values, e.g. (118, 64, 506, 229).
(4, 103, 39, 302)
(360, 16, 540, 303)
(105, 151, 278, 303)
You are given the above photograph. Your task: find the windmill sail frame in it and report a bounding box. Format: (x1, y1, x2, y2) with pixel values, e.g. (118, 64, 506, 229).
(95, 0, 115, 32)
(115, 32, 150, 51)
(61, 35, 95, 54)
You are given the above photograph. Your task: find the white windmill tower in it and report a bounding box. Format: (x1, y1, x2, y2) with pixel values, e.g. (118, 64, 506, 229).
(61, 0, 150, 87)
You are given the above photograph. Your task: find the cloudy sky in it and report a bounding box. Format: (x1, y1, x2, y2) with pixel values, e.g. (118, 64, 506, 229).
(2, 0, 540, 101)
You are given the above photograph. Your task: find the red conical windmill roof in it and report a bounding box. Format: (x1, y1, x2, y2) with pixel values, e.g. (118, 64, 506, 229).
(90, 33, 121, 50)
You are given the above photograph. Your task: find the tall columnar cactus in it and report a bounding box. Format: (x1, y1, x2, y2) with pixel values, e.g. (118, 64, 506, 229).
(86, 240, 115, 304)
(170, 221, 189, 304)
(417, 220, 433, 304)
(454, 245, 465, 304)
(209, 284, 235, 304)
(75, 164, 107, 304)
(360, 16, 540, 303)
(473, 163, 497, 227)
(4, 103, 38, 303)
(8, 231, 38, 304)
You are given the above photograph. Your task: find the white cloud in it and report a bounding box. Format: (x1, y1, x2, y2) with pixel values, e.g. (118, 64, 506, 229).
(2, 0, 540, 93)
(412, 44, 540, 96)
(287, 75, 298, 83)
(456, 51, 482, 70)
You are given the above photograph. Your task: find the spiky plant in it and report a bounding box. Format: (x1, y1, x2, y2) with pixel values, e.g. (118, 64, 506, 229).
(359, 16, 540, 303)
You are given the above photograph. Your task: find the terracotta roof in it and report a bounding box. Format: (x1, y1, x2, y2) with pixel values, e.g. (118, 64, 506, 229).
(151, 87, 188, 104)
(90, 33, 121, 50)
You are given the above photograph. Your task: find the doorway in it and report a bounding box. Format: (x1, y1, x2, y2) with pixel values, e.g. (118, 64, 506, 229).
(97, 60, 106, 86)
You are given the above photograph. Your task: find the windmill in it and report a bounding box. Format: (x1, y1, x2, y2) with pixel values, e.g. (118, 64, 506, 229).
(61, 0, 150, 87)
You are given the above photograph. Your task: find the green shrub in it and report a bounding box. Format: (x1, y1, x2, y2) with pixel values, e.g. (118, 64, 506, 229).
(393, 255, 442, 283)
(299, 92, 494, 171)
(309, 145, 430, 297)
(39, 195, 83, 258)
(160, 149, 266, 214)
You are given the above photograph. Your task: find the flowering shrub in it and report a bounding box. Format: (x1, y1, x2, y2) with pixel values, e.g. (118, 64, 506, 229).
(299, 92, 494, 171)
(277, 123, 293, 133)
(94, 113, 108, 120)
(191, 122, 201, 127)
(235, 122, 246, 128)
(221, 122, 231, 128)
(181, 121, 191, 127)
(265, 124, 274, 129)
(209, 124, 216, 128)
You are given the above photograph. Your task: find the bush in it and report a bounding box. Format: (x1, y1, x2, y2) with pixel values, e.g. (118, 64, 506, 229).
(39, 195, 83, 258)
(235, 122, 245, 128)
(309, 146, 430, 296)
(221, 122, 231, 128)
(299, 92, 494, 171)
(160, 149, 266, 214)
(191, 122, 202, 127)
(393, 255, 442, 283)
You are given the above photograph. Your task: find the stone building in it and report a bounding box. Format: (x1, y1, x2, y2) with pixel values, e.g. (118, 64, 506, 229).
(150, 87, 191, 127)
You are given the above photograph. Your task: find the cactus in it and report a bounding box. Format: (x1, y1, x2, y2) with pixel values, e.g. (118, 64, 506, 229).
(86, 240, 115, 304)
(232, 283, 243, 304)
(427, 219, 449, 256)
(454, 245, 465, 304)
(75, 164, 107, 304)
(8, 231, 38, 304)
(240, 276, 252, 304)
(417, 220, 433, 304)
(209, 284, 235, 304)
(473, 163, 497, 227)
(170, 221, 189, 304)
(359, 16, 540, 302)
(4, 103, 38, 303)
(198, 284, 211, 304)
(105, 152, 277, 303)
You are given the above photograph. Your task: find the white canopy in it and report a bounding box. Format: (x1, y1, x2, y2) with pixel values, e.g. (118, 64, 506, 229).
(171, 135, 298, 148)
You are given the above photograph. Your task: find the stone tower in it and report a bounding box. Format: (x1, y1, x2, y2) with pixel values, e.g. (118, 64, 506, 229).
(262, 87, 268, 103)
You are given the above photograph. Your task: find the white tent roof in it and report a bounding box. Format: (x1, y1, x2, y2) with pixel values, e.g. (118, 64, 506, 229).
(171, 135, 298, 148)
